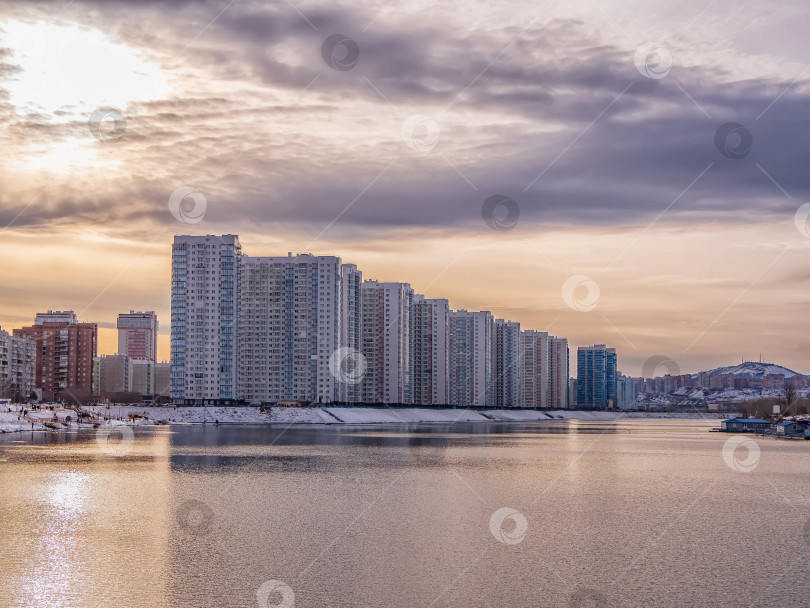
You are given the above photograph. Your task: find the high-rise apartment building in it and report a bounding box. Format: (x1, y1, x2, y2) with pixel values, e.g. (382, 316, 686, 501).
(171, 235, 241, 404)
(617, 374, 642, 410)
(238, 253, 341, 404)
(548, 336, 569, 409)
(167, 234, 577, 409)
(412, 296, 449, 405)
(448, 310, 493, 407)
(339, 264, 363, 403)
(493, 319, 521, 408)
(15, 311, 97, 402)
(521, 330, 549, 409)
(117, 311, 159, 361)
(361, 281, 413, 404)
(0, 326, 36, 401)
(576, 344, 617, 409)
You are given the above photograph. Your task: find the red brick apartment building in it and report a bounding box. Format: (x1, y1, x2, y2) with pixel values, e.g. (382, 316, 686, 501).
(14, 311, 97, 402)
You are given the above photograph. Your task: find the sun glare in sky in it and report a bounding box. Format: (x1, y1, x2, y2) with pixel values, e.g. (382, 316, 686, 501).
(4, 20, 168, 174)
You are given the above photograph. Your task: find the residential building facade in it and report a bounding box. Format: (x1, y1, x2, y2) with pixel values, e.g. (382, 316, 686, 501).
(238, 253, 341, 404)
(493, 319, 521, 408)
(448, 310, 493, 407)
(576, 344, 617, 409)
(412, 296, 450, 406)
(0, 326, 36, 401)
(117, 311, 159, 361)
(171, 235, 241, 404)
(339, 264, 363, 403)
(548, 336, 569, 409)
(15, 311, 97, 402)
(521, 330, 549, 409)
(361, 281, 414, 404)
(95, 354, 133, 395)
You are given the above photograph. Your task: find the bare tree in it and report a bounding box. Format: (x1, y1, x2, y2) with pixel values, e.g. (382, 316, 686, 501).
(778, 384, 799, 418)
(0, 378, 13, 400)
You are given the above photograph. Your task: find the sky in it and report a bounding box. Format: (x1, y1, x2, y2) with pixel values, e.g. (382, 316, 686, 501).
(1, 0, 810, 376)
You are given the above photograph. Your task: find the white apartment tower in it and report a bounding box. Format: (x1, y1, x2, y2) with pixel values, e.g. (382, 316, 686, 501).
(239, 253, 342, 404)
(361, 281, 413, 404)
(339, 264, 363, 403)
(448, 310, 493, 407)
(493, 319, 522, 408)
(521, 330, 550, 409)
(548, 336, 569, 409)
(412, 296, 450, 406)
(117, 310, 159, 361)
(171, 235, 241, 404)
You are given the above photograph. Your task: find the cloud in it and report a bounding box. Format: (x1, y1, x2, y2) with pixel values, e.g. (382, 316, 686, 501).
(0, 0, 808, 243)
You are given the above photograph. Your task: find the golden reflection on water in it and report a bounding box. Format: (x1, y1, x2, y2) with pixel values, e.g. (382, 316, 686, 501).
(0, 430, 172, 608)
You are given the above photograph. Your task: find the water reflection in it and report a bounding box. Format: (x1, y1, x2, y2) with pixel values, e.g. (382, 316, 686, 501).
(0, 429, 172, 608)
(2, 420, 808, 608)
(165, 421, 620, 470)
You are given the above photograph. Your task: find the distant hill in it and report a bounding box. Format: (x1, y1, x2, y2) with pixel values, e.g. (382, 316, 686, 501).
(702, 361, 803, 379)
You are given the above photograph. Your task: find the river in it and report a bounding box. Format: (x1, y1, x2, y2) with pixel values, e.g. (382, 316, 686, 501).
(1, 419, 808, 607)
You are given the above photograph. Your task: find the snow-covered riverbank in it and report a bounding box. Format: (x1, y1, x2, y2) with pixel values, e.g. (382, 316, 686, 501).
(0, 404, 729, 434)
(88, 406, 727, 425)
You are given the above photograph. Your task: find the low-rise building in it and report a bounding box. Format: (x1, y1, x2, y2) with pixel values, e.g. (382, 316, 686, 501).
(131, 360, 155, 395)
(720, 418, 772, 433)
(154, 362, 171, 399)
(96, 354, 133, 395)
(775, 420, 809, 437)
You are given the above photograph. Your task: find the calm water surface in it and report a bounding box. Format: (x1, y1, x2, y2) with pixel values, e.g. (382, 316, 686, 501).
(1, 419, 809, 607)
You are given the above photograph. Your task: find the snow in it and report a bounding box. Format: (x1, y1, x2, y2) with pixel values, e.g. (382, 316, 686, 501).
(482, 410, 555, 421)
(325, 407, 489, 424)
(0, 404, 727, 434)
(705, 361, 802, 379)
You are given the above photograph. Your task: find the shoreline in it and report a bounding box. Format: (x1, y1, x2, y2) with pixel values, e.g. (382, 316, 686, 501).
(0, 405, 731, 434)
